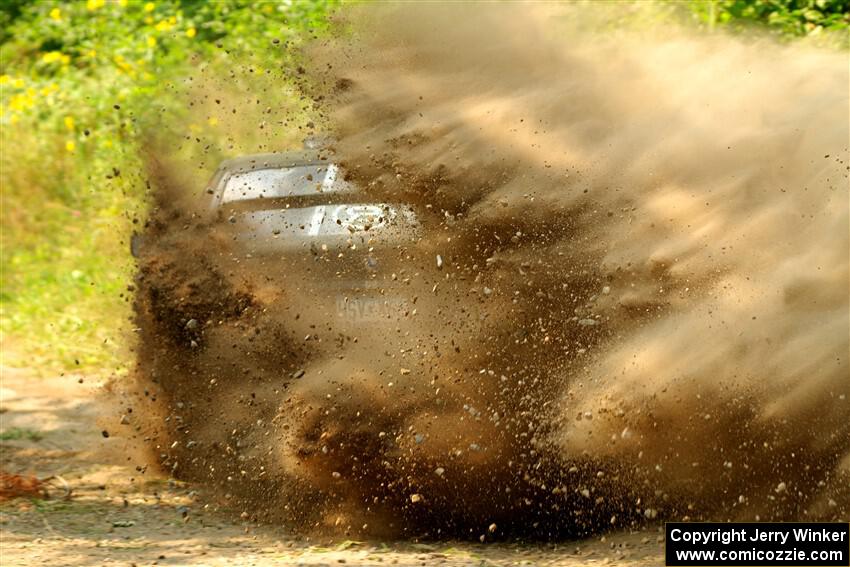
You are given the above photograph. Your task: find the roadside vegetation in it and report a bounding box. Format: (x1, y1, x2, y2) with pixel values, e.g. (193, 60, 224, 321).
(1, 0, 336, 374)
(0, 0, 846, 375)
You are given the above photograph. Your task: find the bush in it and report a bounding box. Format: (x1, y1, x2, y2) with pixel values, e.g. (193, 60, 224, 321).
(688, 0, 849, 43)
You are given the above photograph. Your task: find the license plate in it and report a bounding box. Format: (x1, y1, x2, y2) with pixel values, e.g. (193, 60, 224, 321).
(336, 296, 407, 321)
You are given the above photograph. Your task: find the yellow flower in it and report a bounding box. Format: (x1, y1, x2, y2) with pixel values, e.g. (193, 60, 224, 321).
(50, 8, 62, 21)
(64, 116, 75, 131)
(86, 0, 105, 11)
(146, 36, 157, 48)
(144, 2, 155, 12)
(9, 96, 27, 111)
(167, 15, 176, 24)
(42, 51, 70, 65)
(0, 75, 9, 85)
(114, 56, 133, 73)
(13, 78, 24, 88)
(207, 116, 219, 126)
(66, 141, 76, 153)
(88, 49, 97, 58)
(154, 19, 172, 32)
(186, 27, 196, 38)
(118, 0, 128, 6)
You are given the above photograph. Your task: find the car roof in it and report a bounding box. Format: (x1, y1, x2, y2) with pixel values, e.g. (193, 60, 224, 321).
(218, 150, 331, 173)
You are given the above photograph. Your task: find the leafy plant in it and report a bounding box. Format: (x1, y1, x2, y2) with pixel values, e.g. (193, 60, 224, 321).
(688, 0, 849, 44)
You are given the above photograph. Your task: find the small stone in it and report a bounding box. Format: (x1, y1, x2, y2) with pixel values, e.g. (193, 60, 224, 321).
(434, 467, 445, 477)
(436, 255, 443, 269)
(488, 523, 497, 533)
(120, 415, 130, 425)
(578, 318, 598, 327)
(410, 493, 422, 503)
(775, 482, 787, 494)
(292, 369, 305, 379)
(185, 319, 199, 330)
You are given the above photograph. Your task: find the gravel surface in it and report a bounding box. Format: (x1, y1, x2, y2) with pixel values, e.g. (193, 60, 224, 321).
(0, 370, 665, 566)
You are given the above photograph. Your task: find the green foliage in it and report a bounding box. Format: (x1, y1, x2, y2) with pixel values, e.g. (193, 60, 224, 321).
(0, 0, 337, 374)
(688, 0, 849, 43)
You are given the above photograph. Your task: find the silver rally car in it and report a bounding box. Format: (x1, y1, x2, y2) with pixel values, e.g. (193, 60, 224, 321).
(205, 151, 422, 327)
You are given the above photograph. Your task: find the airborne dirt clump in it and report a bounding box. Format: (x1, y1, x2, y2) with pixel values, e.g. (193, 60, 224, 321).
(131, 4, 849, 539)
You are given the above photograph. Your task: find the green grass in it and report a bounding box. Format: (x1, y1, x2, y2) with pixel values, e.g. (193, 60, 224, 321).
(0, 427, 44, 441)
(0, 0, 336, 375)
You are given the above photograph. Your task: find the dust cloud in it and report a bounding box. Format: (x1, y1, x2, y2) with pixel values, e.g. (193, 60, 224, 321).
(130, 3, 849, 539)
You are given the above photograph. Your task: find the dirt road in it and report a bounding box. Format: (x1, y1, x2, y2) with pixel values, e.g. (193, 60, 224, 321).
(0, 369, 665, 566)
